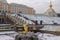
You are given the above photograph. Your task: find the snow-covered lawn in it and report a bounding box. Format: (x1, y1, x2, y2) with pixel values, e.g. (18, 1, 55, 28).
(1, 31, 60, 40)
(0, 31, 18, 40)
(37, 33, 60, 40)
(0, 35, 14, 40)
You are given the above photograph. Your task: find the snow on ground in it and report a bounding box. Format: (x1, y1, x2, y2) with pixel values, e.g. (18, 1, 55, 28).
(40, 25, 60, 31)
(0, 31, 18, 35)
(37, 33, 60, 40)
(0, 35, 14, 40)
(0, 31, 18, 40)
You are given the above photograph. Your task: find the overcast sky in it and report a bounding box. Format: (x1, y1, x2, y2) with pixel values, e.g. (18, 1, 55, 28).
(7, 0, 60, 13)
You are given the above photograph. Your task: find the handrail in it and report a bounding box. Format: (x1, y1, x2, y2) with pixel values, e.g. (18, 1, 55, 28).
(17, 14, 34, 24)
(6, 13, 22, 24)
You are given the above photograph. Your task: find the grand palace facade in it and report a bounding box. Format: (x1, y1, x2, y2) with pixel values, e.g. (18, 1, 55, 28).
(0, 0, 35, 14)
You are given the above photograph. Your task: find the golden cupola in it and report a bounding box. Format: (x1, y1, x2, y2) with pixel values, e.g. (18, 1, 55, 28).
(44, 0, 57, 17)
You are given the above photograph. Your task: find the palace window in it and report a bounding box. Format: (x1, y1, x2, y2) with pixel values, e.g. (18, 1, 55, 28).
(0, 18, 4, 24)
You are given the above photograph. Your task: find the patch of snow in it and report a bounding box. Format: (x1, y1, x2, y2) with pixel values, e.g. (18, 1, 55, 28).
(0, 35, 14, 40)
(40, 25, 60, 31)
(37, 33, 60, 40)
(0, 31, 17, 34)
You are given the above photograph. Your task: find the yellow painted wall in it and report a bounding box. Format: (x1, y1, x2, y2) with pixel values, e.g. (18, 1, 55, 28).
(0, 1, 35, 14)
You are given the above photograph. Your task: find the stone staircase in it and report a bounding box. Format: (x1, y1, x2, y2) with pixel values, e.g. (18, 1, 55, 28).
(0, 24, 14, 31)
